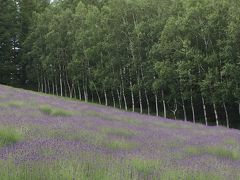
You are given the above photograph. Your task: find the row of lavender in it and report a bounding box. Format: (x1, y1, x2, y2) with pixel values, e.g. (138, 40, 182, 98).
(0, 85, 240, 179)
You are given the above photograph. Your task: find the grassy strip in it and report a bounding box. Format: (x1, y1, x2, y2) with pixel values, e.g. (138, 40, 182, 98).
(0, 157, 224, 180)
(0, 126, 23, 147)
(39, 105, 73, 117)
(186, 145, 240, 160)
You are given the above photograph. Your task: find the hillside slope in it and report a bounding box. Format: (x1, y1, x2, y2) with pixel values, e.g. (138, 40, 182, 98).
(0, 85, 240, 179)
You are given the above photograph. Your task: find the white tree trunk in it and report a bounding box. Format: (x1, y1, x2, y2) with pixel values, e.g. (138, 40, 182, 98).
(59, 74, 63, 97)
(77, 83, 82, 100)
(191, 94, 195, 123)
(213, 102, 219, 126)
(37, 77, 40, 92)
(69, 82, 74, 99)
(93, 83, 101, 104)
(155, 93, 159, 116)
(129, 80, 135, 112)
(64, 80, 67, 97)
(66, 76, 71, 98)
(144, 89, 150, 115)
(171, 98, 178, 120)
(111, 90, 116, 108)
(182, 97, 187, 121)
(120, 70, 127, 111)
(138, 89, 143, 114)
(223, 102, 229, 128)
(123, 88, 128, 111)
(140, 66, 149, 115)
(84, 85, 88, 102)
(55, 78, 59, 96)
(117, 89, 121, 109)
(104, 89, 108, 106)
(202, 96, 208, 126)
(162, 90, 167, 118)
(73, 85, 77, 99)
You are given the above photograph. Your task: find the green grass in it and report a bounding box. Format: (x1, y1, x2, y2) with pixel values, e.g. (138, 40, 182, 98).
(152, 121, 192, 129)
(0, 101, 26, 108)
(129, 157, 161, 176)
(0, 158, 225, 180)
(0, 155, 132, 180)
(160, 170, 223, 180)
(102, 127, 138, 138)
(0, 126, 23, 147)
(186, 146, 240, 160)
(82, 110, 141, 125)
(105, 139, 137, 150)
(39, 105, 73, 117)
(224, 138, 238, 146)
(7, 101, 25, 108)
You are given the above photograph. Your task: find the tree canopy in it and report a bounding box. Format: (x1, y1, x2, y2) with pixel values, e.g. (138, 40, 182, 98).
(1, 0, 240, 128)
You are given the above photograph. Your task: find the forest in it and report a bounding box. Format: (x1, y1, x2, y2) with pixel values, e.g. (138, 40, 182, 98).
(1, 0, 240, 129)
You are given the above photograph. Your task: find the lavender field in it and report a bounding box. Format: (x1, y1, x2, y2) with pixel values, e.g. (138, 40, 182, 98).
(0, 85, 240, 179)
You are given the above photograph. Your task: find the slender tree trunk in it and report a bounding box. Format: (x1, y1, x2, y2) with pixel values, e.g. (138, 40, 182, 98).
(155, 93, 159, 116)
(182, 97, 187, 121)
(37, 77, 40, 92)
(223, 102, 229, 128)
(174, 99, 177, 120)
(171, 98, 178, 120)
(41, 74, 44, 92)
(47, 79, 50, 94)
(77, 82, 82, 100)
(91, 91, 94, 102)
(55, 77, 59, 96)
(144, 89, 150, 115)
(52, 80, 55, 95)
(140, 66, 149, 114)
(117, 89, 122, 109)
(73, 85, 76, 99)
(83, 82, 88, 102)
(59, 73, 63, 97)
(104, 89, 108, 106)
(162, 90, 167, 118)
(136, 72, 142, 114)
(213, 102, 219, 126)
(66, 75, 71, 98)
(69, 83, 73, 98)
(44, 77, 47, 93)
(111, 90, 116, 108)
(190, 93, 195, 123)
(138, 89, 143, 114)
(93, 83, 101, 104)
(129, 79, 135, 112)
(69, 82, 74, 99)
(84, 88, 88, 102)
(201, 96, 208, 126)
(123, 87, 128, 111)
(64, 80, 67, 97)
(120, 70, 127, 111)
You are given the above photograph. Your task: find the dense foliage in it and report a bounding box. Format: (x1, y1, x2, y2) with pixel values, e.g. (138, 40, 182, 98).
(1, 0, 240, 128)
